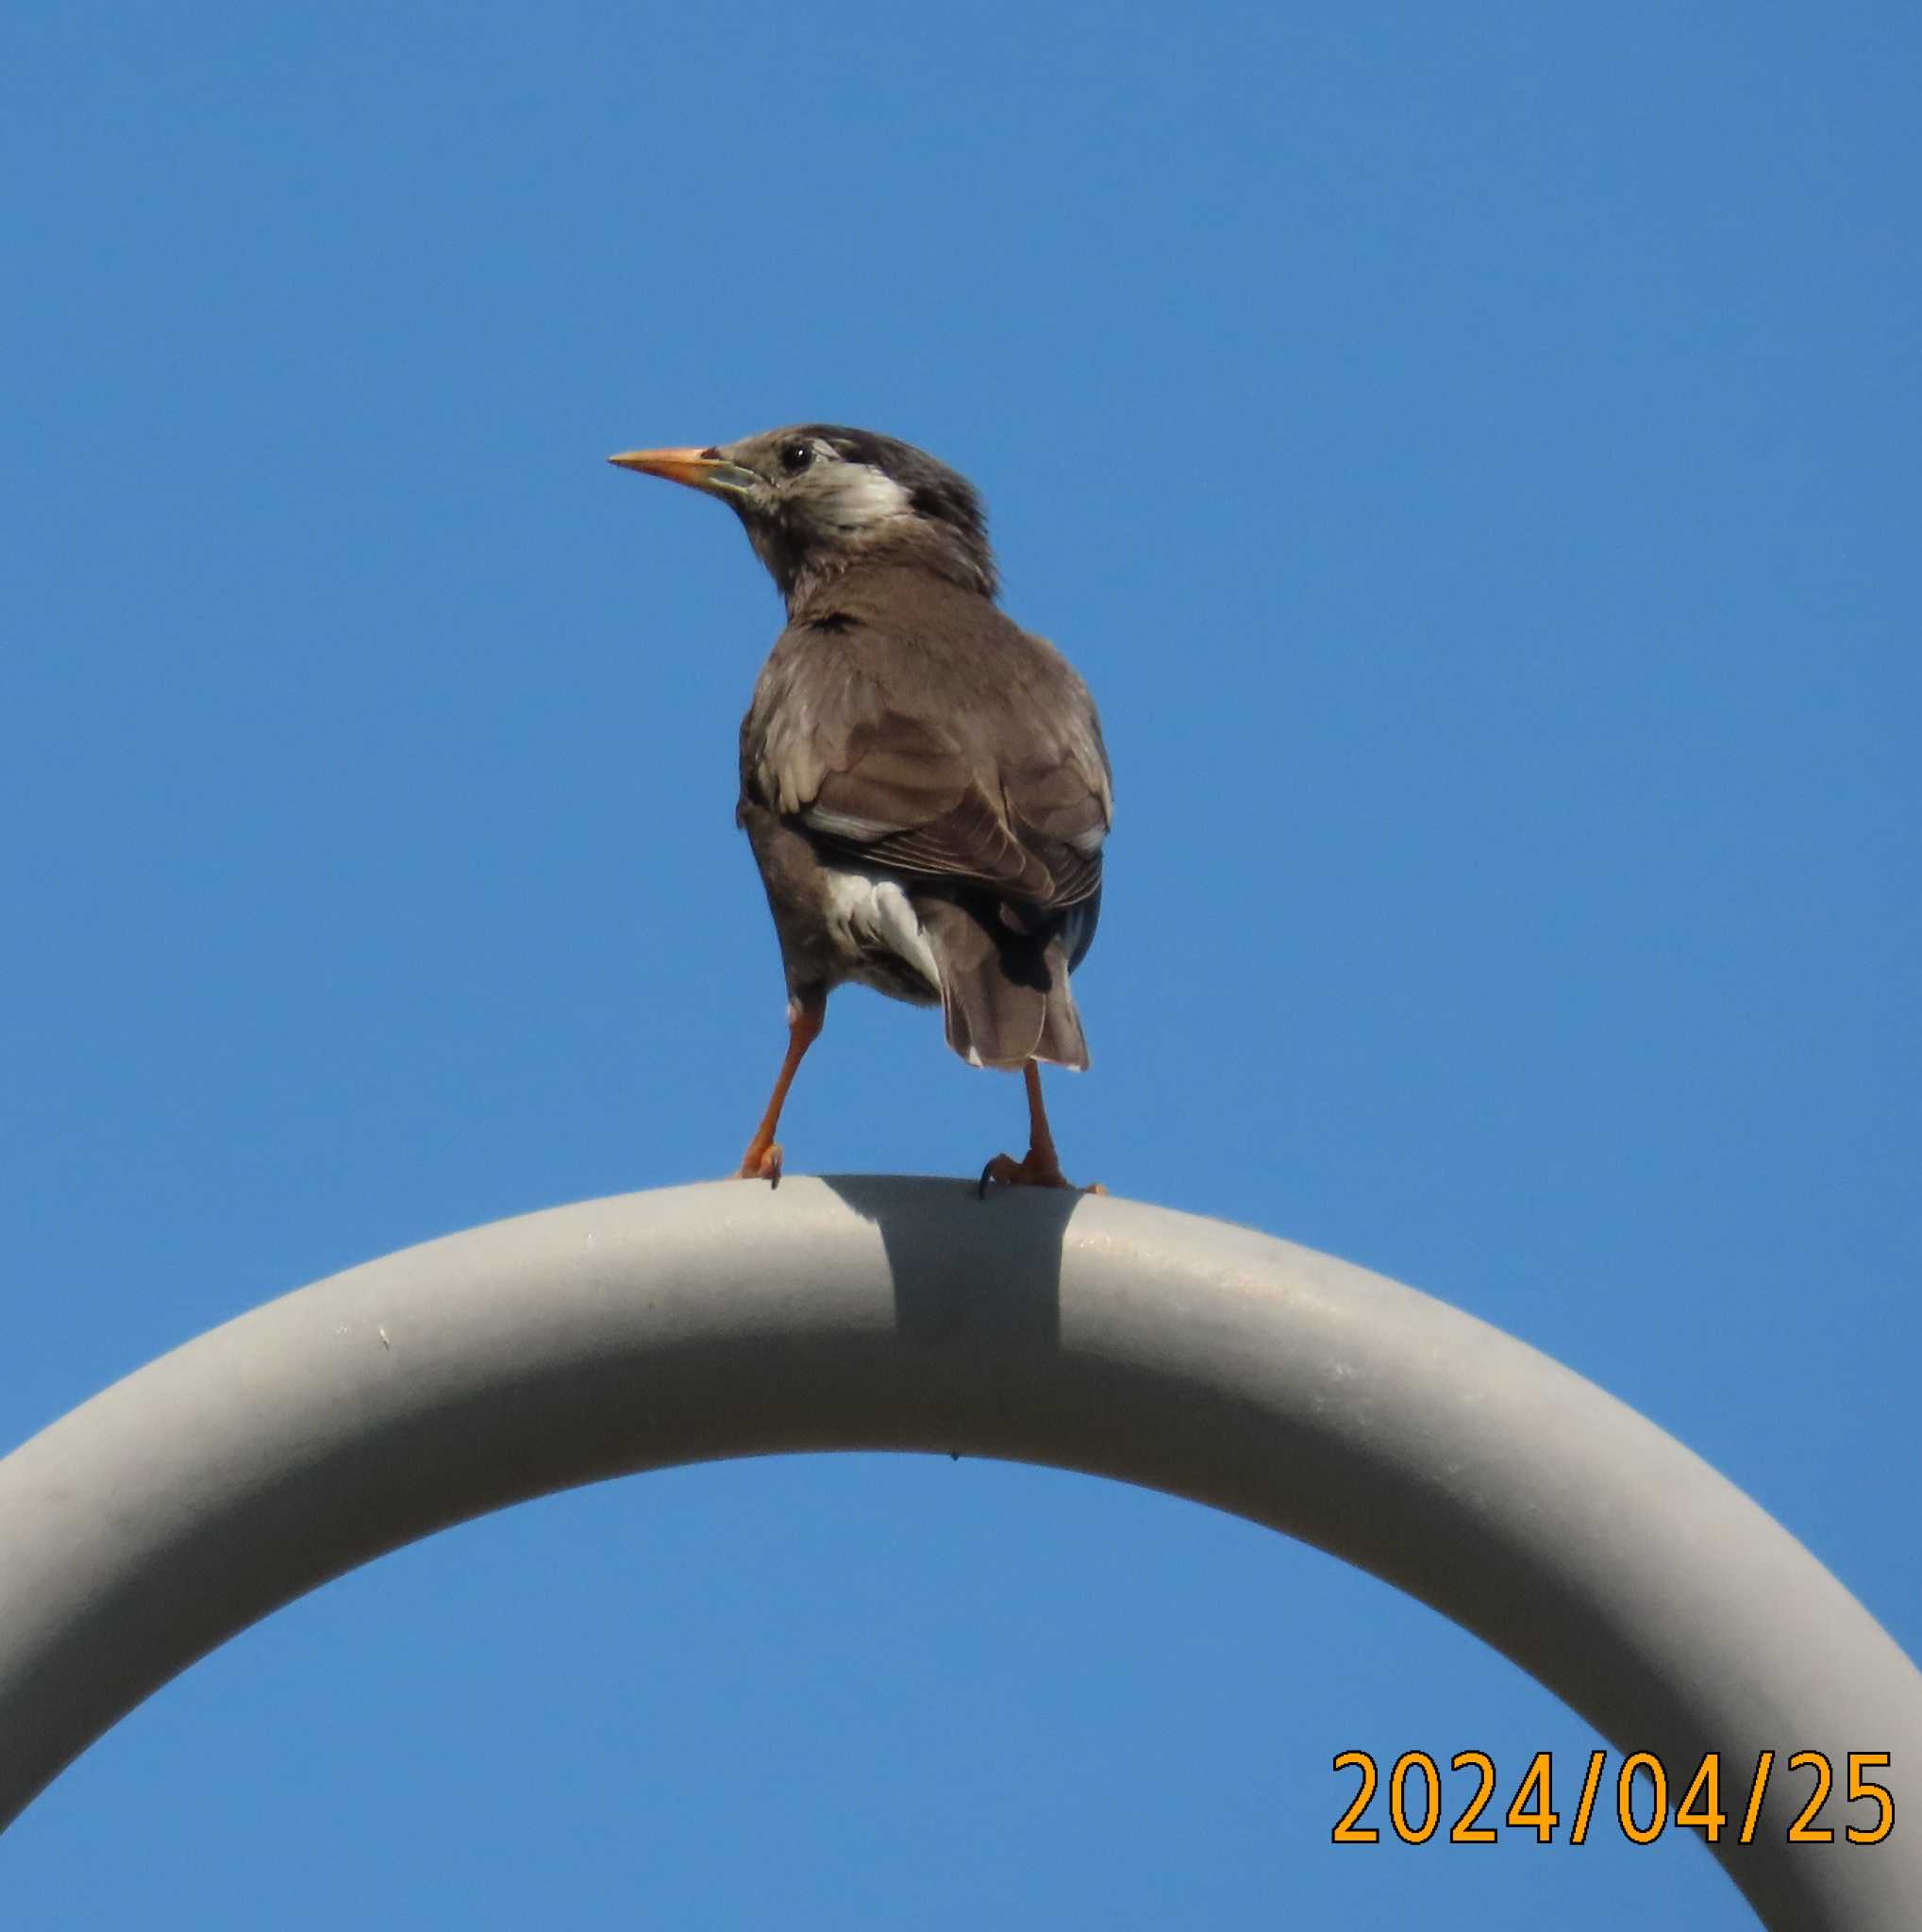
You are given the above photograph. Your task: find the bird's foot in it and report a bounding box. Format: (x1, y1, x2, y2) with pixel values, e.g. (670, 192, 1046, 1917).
(977, 1150, 1105, 1198)
(736, 1141, 783, 1187)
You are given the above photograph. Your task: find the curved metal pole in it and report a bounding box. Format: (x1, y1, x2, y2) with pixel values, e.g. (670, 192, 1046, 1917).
(0, 1179, 1914, 1924)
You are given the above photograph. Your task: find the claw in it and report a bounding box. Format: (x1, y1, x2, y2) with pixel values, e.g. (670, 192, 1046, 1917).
(977, 1148, 1100, 1196)
(978, 1153, 1019, 1199)
(736, 1141, 783, 1187)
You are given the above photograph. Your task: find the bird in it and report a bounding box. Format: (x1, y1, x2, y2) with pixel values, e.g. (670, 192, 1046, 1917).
(608, 425, 1112, 1193)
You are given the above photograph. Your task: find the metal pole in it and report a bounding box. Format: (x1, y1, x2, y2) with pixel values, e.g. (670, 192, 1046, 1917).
(0, 1178, 1914, 1925)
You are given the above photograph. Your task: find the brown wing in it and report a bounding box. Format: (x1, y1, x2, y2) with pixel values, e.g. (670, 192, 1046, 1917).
(740, 570, 1111, 910)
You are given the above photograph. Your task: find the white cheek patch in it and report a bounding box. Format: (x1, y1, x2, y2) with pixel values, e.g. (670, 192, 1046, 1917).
(821, 462, 914, 533)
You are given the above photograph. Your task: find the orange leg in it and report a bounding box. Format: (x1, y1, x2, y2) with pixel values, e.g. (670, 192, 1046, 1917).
(737, 990, 826, 1185)
(978, 1060, 1104, 1197)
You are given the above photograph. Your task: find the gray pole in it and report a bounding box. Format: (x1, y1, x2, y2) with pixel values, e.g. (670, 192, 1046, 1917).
(0, 1178, 1914, 1925)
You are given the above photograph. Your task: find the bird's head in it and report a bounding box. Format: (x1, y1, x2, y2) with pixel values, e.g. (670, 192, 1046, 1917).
(609, 425, 997, 609)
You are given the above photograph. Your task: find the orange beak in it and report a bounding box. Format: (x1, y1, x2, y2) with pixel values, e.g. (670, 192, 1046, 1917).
(607, 446, 758, 497)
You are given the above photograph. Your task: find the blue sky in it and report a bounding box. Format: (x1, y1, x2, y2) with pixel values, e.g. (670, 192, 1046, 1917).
(3, 4, 1916, 1924)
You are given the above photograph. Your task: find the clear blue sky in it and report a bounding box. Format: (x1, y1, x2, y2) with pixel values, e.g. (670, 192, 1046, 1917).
(3, 5, 1915, 1924)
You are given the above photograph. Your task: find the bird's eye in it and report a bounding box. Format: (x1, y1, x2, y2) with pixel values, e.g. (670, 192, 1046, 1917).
(779, 441, 814, 475)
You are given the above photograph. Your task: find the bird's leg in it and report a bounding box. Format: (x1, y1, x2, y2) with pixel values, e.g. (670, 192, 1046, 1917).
(1018, 1058, 1064, 1178)
(978, 1060, 1105, 1196)
(737, 989, 826, 1185)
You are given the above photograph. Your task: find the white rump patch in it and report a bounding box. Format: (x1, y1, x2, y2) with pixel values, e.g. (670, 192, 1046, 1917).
(822, 867, 941, 991)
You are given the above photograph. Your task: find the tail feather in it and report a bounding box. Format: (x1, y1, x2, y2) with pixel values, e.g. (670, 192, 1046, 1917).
(915, 898, 1090, 1072)
(1030, 941, 1089, 1068)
